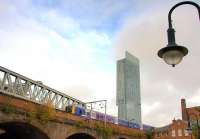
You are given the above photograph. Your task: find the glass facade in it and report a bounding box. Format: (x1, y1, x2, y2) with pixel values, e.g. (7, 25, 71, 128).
(116, 52, 141, 126)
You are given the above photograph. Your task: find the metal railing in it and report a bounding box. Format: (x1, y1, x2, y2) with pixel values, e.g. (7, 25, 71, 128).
(0, 66, 85, 110)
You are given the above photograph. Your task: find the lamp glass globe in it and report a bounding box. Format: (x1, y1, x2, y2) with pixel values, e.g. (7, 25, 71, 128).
(162, 50, 184, 67)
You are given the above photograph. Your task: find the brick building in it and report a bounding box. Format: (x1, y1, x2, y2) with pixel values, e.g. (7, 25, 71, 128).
(153, 98, 200, 139)
(154, 119, 191, 139)
(181, 99, 200, 127)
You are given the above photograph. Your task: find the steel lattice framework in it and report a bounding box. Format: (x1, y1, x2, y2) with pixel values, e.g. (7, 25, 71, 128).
(0, 66, 85, 110)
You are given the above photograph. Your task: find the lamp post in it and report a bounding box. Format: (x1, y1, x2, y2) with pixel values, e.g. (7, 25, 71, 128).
(86, 100, 107, 127)
(157, 1, 200, 67)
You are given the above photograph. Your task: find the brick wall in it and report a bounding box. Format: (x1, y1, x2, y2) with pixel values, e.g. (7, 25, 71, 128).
(0, 93, 145, 139)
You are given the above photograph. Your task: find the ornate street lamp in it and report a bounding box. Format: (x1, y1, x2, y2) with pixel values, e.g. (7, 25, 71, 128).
(158, 1, 200, 67)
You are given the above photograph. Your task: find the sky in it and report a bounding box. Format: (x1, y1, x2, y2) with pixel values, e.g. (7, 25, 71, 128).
(0, 0, 200, 127)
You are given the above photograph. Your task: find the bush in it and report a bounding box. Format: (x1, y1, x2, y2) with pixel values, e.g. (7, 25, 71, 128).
(192, 124, 199, 139)
(94, 122, 113, 139)
(26, 101, 56, 124)
(146, 130, 154, 139)
(36, 101, 56, 124)
(1, 97, 15, 114)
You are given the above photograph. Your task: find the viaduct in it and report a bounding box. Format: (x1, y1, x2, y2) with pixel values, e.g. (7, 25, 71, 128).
(0, 66, 145, 139)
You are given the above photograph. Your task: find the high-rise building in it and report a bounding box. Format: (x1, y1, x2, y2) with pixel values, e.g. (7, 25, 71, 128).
(116, 51, 142, 125)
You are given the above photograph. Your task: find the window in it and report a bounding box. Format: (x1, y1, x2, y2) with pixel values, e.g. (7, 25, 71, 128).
(178, 129, 182, 136)
(172, 130, 176, 137)
(184, 129, 189, 136)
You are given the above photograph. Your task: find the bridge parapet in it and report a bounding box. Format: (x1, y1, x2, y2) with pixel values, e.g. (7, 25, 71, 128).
(0, 66, 85, 110)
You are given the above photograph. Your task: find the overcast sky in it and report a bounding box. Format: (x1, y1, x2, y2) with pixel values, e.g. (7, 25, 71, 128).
(0, 0, 200, 127)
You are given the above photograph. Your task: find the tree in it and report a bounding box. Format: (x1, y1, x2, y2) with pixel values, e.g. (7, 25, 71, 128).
(192, 124, 199, 139)
(145, 130, 154, 139)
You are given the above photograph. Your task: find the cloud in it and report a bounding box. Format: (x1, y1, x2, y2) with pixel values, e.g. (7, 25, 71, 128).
(114, 1, 200, 126)
(188, 88, 200, 106)
(142, 102, 161, 116)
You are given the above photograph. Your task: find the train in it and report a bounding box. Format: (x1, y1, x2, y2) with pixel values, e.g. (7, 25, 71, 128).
(65, 105, 141, 129)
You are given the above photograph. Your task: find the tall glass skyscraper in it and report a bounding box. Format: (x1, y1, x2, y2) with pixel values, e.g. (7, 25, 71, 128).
(116, 52, 141, 126)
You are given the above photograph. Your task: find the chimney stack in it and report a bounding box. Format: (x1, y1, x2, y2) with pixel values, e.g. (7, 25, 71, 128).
(181, 99, 188, 121)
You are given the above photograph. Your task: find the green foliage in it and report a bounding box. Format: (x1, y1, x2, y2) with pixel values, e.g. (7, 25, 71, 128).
(128, 132, 144, 138)
(26, 111, 37, 123)
(1, 96, 55, 124)
(26, 101, 56, 124)
(1, 98, 15, 114)
(36, 102, 56, 124)
(102, 127, 112, 139)
(75, 121, 85, 128)
(94, 122, 113, 139)
(66, 106, 72, 113)
(145, 130, 154, 139)
(2, 103, 15, 114)
(192, 124, 200, 139)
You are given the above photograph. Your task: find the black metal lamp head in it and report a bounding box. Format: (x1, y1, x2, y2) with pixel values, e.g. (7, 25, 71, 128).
(158, 45, 188, 67)
(158, 27, 188, 67)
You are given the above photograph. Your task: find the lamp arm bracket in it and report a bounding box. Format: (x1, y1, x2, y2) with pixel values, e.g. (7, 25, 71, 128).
(168, 1, 200, 28)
